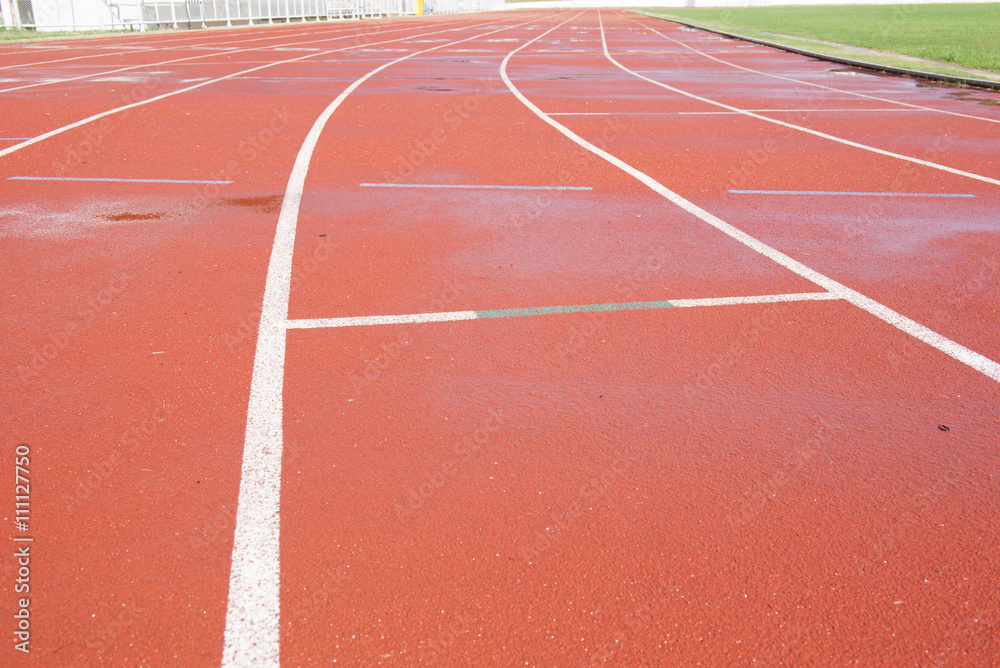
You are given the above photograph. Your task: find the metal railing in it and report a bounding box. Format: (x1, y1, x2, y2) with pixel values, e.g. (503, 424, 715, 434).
(0, 0, 433, 31)
(423, 0, 501, 14)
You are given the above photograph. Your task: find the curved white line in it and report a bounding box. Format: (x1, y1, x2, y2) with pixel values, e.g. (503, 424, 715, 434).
(224, 14, 567, 665)
(0, 21, 491, 160)
(0, 22, 422, 94)
(497, 12, 1000, 384)
(597, 14, 1000, 187)
(625, 11, 1000, 126)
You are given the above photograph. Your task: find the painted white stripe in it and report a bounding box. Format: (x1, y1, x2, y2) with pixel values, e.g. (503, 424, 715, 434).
(729, 189, 975, 198)
(548, 108, 921, 116)
(670, 292, 838, 307)
(0, 48, 159, 72)
(598, 18, 1000, 187)
(3, 23, 431, 96)
(359, 182, 592, 190)
(0, 23, 416, 94)
(224, 15, 554, 668)
(0, 24, 337, 73)
(498, 14, 1000, 384)
(0, 23, 486, 160)
(286, 293, 837, 329)
(10, 176, 231, 184)
(288, 311, 478, 329)
(628, 12, 1000, 126)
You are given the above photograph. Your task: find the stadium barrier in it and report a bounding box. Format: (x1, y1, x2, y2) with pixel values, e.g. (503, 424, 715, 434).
(0, 0, 497, 31)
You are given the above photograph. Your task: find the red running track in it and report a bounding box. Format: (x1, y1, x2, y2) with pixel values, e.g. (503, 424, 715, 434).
(1, 9, 998, 666)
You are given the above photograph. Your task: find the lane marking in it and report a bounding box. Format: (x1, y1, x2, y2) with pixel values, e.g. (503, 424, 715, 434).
(9, 176, 232, 184)
(0, 48, 159, 72)
(286, 293, 837, 329)
(0, 21, 495, 161)
(286, 292, 839, 329)
(548, 108, 921, 115)
(225, 14, 564, 668)
(0, 23, 423, 95)
(289, 311, 479, 329)
(359, 182, 592, 190)
(626, 12, 1000, 126)
(0, 138, 33, 141)
(498, 13, 1000, 384)
(729, 189, 976, 198)
(0, 23, 348, 73)
(597, 17, 1000, 188)
(478, 301, 673, 318)
(669, 293, 839, 307)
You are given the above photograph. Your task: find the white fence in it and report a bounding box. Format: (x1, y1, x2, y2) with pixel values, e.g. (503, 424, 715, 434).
(0, 0, 442, 31)
(425, 0, 501, 14)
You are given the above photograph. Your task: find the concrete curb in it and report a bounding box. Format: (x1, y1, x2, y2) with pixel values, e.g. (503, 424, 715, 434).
(633, 10, 1000, 92)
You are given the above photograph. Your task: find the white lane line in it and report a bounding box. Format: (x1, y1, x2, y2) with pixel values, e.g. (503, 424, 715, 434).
(626, 12, 1000, 126)
(9, 176, 232, 184)
(285, 293, 838, 329)
(729, 189, 975, 198)
(0, 48, 159, 72)
(224, 15, 560, 667)
(0, 24, 336, 72)
(597, 18, 1000, 187)
(0, 23, 421, 94)
(547, 108, 922, 115)
(498, 14, 1000, 384)
(359, 182, 593, 190)
(288, 311, 479, 329)
(669, 292, 838, 307)
(0, 22, 483, 161)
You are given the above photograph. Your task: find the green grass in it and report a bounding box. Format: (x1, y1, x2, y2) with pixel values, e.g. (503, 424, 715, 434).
(643, 4, 1000, 74)
(0, 28, 121, 41)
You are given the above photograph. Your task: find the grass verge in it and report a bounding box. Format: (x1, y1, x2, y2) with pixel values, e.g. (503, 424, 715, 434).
(642, 4, 1000, 75)
(0, 28, 122, 41)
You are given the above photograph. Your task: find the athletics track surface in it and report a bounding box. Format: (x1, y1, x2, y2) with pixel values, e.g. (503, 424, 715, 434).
(2, 9, 999, 665)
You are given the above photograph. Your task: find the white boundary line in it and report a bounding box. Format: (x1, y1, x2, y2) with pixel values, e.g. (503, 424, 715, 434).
(289, 310, 479, 328)
(625, 11, 1000, 126)
(670, 292, 838, 308)
(0, 21, 489, 160)
(497, 13, 1000, 384)
(285, 292, 840, 329)
(0, 22, 421, 94)
(0, 23, 335, 72)
(595, 14, 1000, 188)
(0, 48, 159, 72)
(223, 14, 564, 666)
(548, 108, 923, 115)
